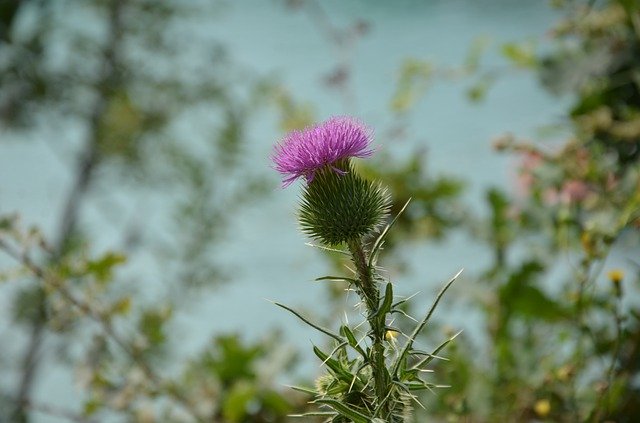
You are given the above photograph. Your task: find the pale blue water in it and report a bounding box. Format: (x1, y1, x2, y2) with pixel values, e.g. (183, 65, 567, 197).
(0, 1, 574, 421)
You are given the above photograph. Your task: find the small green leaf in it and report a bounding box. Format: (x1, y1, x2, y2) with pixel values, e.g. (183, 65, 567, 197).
(369, 198, 411, 268)
(412, 330, 463, 370)
(340, 325, 367, 359)
(316, 275, 359, 284)
(287, 385, 317, 395)
(289, 411, 337, 418)
(222, 382, 256, 422)
(313, 399, 370, 423)
(273, 302, 344, 343)
(392, 269, 462, 378)
(85, 252, 127, 284)
(501, 41, 536, 68)
(313, 345, 351, 382)
(376, 282, 394, 325)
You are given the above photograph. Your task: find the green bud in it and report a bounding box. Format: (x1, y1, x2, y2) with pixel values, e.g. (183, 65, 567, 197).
(298, 161, 391, 246)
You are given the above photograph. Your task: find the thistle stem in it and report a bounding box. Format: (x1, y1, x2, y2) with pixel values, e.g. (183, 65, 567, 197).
(347, 238, 388, 411)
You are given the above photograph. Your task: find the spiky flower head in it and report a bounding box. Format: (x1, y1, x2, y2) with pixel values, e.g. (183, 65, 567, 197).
(299, 161, 390, 245)
(272, 116, 373, 187)
(273, 116, 390, 245)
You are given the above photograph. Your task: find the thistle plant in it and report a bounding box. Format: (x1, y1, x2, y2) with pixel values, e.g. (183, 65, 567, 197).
(272, 116, 461, 422)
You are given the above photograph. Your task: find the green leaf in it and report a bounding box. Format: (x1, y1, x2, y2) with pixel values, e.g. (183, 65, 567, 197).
(273, 302, 344, 343)
(505, 284, 567, 322)
(203, 335, 262, 385)
(261, 390, 293, 416)
(289, 411, 337, 418)
(369, 198, 411, 268)
(392, 269, 462, 378)
(498, 261, 567, 321)
(313, 399, 370, 423)
(501, 41, 536, 68)
(316, 275, 359, 284)
(288, 385, 317, 395)
(375, 282, 394, 326)
(85, 251, 127, 284)
(222, 382, 256, 422)
(139, 307, 172, 350)
(340, 325, 367, 359)
(312, 344, 351, 382)
(411, 330, 462, 370)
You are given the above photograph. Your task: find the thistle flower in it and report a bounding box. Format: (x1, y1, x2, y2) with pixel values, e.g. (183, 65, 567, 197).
(272, 116, 373, 187)
(272, 116, 389, 245)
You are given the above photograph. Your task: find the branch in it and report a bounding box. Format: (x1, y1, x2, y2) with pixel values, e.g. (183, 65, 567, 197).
(0, 237, 204, 422)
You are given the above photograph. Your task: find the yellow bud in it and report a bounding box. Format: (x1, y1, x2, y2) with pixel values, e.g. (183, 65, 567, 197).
(385, 330, 398, 342)
(534, 399, 551, 418)
(556, 365, 572, 382)
(607, 269, 624, 298)
(581, 232, 595, 256)
(607, 269, 624, 284)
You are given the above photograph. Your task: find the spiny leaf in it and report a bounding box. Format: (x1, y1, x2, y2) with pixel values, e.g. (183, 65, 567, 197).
(316, 275, 359, 284)
(408, 349, 449, 360)
(305, 243, 350, 256)
(392, 269, 462, 378)
(369, 198, 411, 268)
(287, 385, 317, 395)
(411, 330, 463, 370)
(375, 282, 394, 325)
(272, 302, 344, 343)
(289, 411, 336, 418)
(391, 290, 420, 310)
(340, 325, 367, 359)
(313, 345, 351, 382)
(313, 399, 370, 423)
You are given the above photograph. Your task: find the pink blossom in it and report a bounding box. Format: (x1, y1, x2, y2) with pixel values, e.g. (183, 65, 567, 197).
(272, 116, 373, 187)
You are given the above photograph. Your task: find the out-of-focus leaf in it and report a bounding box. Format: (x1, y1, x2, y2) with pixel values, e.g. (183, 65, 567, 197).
(222, 382, 256, 422)
(203, 335, 262, 385)
(499, 261, 567, 322)
(501, 42, 537, 68)
(390, 59, 433, 113)
(84, 252, 127, 284)
(260, 390, 293, 416)
(138, 306, 172, 352)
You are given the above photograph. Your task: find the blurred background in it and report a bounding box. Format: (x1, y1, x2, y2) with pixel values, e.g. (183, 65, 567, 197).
(1, 0, 639, 422)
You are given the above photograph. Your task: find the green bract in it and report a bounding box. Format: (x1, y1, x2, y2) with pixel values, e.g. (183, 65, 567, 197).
(298, 161, 391, 245)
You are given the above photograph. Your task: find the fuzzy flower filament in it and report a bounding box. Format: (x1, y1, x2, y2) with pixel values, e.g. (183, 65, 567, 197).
(272, 116, 374, 187)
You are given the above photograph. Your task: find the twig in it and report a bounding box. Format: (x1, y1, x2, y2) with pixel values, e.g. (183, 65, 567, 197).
(12, 0, 126, 420)
(20, 399, 96, 423)
(0, 238, 204, 422)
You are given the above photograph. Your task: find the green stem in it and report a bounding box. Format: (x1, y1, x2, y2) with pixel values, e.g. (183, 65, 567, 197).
(347, 238, 388, 411)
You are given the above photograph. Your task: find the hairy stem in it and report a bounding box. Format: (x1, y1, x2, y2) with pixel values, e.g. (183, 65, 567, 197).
(12, 1, 124, 421)
(347, 238, 388, 412)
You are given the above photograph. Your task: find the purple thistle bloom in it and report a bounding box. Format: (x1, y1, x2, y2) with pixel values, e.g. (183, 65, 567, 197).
(272, 116, 374, 187)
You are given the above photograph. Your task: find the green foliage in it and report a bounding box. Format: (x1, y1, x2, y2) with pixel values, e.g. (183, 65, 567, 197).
(417, 2, 640, 420)
(361, 153, 466, 248)
(281, 188, 461, 422)
(390, 59, 434, 113)
(84, 252, 127, 284)
(2, 0, 639, 422)
(180, 334, 298, 422)
(501, 41, 537, 69)
(0, 1, 286, 421)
